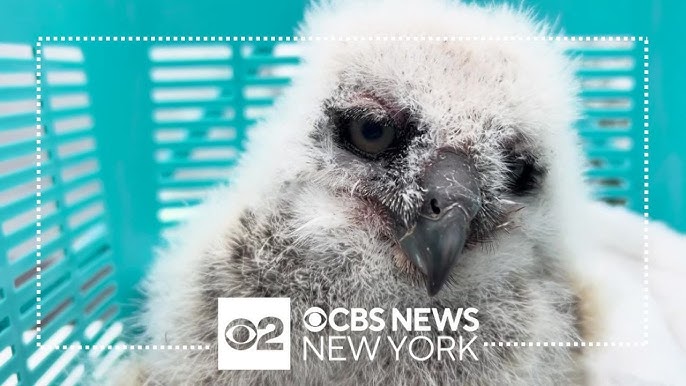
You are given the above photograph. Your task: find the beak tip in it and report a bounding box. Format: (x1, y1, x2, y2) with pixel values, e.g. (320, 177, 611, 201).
(425, 277, 447, 297)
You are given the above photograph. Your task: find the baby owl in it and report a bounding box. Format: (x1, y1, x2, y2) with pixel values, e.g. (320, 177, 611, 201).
(111, 0, 686, 385)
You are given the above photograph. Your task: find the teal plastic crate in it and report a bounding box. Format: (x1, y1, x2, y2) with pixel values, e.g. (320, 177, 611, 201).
(0, 0, 684, 385)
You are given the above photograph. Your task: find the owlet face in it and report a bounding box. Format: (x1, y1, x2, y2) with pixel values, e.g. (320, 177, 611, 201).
(291, 36, 581, 295)
(137, 3, 590, 384)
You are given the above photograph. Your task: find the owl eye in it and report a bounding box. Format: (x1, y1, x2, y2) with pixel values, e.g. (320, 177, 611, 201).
(505, 155, 542, 195)
(346, 118, 396, 157)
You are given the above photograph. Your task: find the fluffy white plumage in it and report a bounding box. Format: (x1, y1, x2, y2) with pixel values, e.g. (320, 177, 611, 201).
(574, 202, 686, 385)
(105, 0, 686, 384)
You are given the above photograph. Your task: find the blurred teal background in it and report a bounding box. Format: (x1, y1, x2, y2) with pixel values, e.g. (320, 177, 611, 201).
(0, 1, 684, 384)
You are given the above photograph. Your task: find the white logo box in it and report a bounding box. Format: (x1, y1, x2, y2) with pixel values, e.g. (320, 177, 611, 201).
(217, 297, 292, 370)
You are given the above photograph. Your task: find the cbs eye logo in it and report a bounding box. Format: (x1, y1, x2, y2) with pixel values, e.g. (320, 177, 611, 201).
(224, 317, 284, 350)
(302, 306, 386, 332)
(217, 298, 291, 371)
(303, 307, 328, 332)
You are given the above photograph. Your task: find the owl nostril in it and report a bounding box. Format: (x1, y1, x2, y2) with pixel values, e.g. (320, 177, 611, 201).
(430, 198, 441, 215)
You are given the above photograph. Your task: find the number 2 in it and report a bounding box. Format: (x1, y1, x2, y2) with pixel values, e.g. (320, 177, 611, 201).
(256, 317, 284, 350)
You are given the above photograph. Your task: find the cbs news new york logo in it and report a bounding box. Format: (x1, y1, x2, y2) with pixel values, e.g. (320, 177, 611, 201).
(219, 298, 481, 370)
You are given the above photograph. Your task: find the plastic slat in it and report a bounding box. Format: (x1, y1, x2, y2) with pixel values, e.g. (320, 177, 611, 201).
(31, 335, 78, 379)
(244, 97, 277, 107)
(153, 97, 234, 109)
(0, 364, 21, 385)
(49, 130, 97, 146)
(585, 148, 633, 157)
(584, 106, 633, 113)
(83, 285, 117, 316)
(157, 159, 236, 169)
(566, 49, 635, 57)
(77, 263, 113, 294)
(586, 167, 632, 178)
(0, 139, 35, 158)
(12, 249, 69, 295)
(2, 172, 99, 220)
(155, 138, 242, 149)
(583, 109, 633, 118)
(160, 220, 181, 228)
(0, 331, 14, 354)
(579, 131, 632, 140)
(151, 79, 234, 87)
(579, 89, 633, 98)
(40, 61, 87, 70)
(151, 59, 233, 67)
(159, 198, 203, 208)
(242, 55, 300, 65)
(79, 271, 114, 305)
(12, 256, 69, 307)
(0, 88, 35, 102)
(577, 121, 632, 132)
(73, 238, 111, 269)
(0, 149, 98, 188)
(0, 60, 35, 71)
(42, 83, 88, 92)
(50, 106, 92, 119)
(576, 69, 635, 77)
(0, 114, 34, 129)
(27, 269, 72, 311)
(243, 76, 291, 86)
(155, 118, 238, 129)
(4, 194, 102, 247)
(0, 361, 19, 385)
(10, 214, 107, 273)
(80, 304, 118, 344)
(6, 255, 46, 291)
(158, 179, 223, 189)
(152, 96, 276, 108)
(594, 188, 633, 198)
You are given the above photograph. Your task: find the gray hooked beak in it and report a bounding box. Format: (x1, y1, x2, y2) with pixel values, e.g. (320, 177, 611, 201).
(394, 149, 481, 296)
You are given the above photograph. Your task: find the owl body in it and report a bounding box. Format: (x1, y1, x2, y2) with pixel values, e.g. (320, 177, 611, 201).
(122, 1, 640, 384)
(136, 184, 583, 384)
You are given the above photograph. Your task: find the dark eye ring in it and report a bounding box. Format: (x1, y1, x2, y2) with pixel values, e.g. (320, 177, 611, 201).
(505, 156, 541, 195)
(345, 118, 396, 157)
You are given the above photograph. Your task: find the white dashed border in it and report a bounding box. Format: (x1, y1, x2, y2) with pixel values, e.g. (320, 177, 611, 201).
(46, 344, 211, 351)
(642, 38, 650, 346)
(34, 35, 649, 351)
(38, 35, 643, 42)
(484, 341, 645, 348)
(35, 41, 43, 346)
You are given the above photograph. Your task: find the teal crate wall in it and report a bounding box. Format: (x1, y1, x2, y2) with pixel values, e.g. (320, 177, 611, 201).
(1, 0, 684, 385)
(523, 0, 686, 231)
